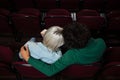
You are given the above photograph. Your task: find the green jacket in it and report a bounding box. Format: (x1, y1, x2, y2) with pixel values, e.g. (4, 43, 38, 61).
(28, 38, 106, 76)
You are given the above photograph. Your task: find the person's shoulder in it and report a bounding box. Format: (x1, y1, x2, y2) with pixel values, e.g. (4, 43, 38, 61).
(87, 37, 106, 48)
(95, 37, 104, 40)
(94, 38, 105, 43)
(39, 42, 51, 49)
(90, 37, 104, 41)
(94, 38, 106, 48)
(89, 37, 105, 42)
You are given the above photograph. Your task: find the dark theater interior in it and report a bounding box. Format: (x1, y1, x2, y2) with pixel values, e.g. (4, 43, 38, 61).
(0, 0, 120, 80)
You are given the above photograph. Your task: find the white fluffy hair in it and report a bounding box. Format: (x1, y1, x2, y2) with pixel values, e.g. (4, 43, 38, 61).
(43, 26, 64, 51)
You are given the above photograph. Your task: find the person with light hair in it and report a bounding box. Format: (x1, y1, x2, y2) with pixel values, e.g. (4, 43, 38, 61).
(19, 26, 64, 64)
(20, 22, 106, 76)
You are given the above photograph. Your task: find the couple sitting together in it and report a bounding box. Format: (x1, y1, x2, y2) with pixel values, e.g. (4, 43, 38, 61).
(19, 22, 106, 76)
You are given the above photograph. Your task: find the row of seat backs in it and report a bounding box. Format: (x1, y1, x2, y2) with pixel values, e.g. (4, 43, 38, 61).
(1, 8, 120, 31)
(0, 8, 120, 44)
(0, 0, 120, 12)
(0, 45, 120, 79)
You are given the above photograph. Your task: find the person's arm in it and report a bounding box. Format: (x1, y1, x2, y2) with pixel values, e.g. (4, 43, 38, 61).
(28, 57, 71, 76)
(20, 46, 75, 76)
(20, 38, 106, 76)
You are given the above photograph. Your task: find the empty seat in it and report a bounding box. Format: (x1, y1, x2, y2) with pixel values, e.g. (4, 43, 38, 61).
(44, 15, 73, 28)
(76, 16, 105, 37)
(104, 10, 120, 46)
(0, 45, 14, 64)
(0, 45, 16, 79)
(12, 0, 35, 11)
(77, 9, 100, 16)
(82, 0, 105, 12)
(60, 0, 81, 12)
(11, 13, 42, 41)
(12, 61, 53, 80)
(46, 9, 71, 16)
(107, 10, 120, 18)
(0, 9, 15, 45)
(105, 0, 120, 13)
(0, 9, 14, 37)
(0, 9, 17, 46)
(0, 8, 10, 16)
(98, 62, 120, 80)
(60, 63, 102, 79)
(107, 11, 120, 31)
(18, 8, 41, 16)
(0, 0, 13, 10)
(103, 47, 120, 63)
(34, 0, 57, 12)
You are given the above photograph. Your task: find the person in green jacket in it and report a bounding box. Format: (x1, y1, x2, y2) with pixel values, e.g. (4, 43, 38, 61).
(20, 22, 106, 77)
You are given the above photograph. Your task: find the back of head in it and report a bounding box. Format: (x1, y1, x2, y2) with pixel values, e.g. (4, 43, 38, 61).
(43, 26, 64, 51)
(62, 22, 91, 51)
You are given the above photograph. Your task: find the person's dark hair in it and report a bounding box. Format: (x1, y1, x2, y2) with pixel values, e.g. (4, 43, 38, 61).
(62, 22, 91, 51)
